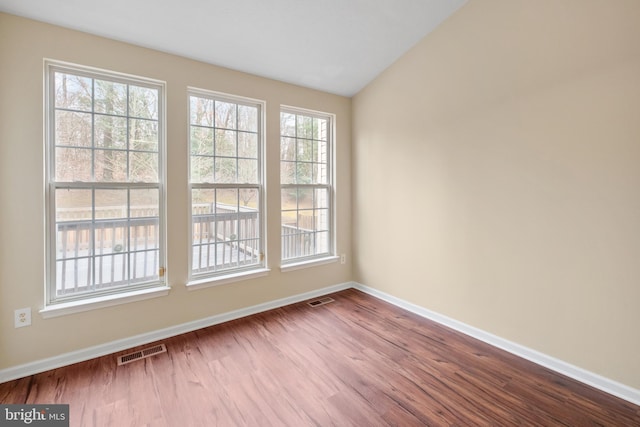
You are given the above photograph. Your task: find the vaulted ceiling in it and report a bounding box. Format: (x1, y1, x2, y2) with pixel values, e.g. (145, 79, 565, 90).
(0, 0, 466, 96)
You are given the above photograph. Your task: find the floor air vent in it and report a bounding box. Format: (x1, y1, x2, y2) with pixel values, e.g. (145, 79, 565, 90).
(117, 344, 167, 366)
(307, 297, 335, 307)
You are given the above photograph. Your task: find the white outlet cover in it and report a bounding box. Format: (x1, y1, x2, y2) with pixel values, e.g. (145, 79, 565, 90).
(14, 307, 32, 328)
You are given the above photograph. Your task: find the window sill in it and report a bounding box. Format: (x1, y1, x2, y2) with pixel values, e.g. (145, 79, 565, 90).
(280, 255, 339, 272)
(187, 268, 271, 291)
(40, 286, 171, 319)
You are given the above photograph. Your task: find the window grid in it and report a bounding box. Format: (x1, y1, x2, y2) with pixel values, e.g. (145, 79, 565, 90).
(189, 90, 265, 279)
(280, 109, 333, 262)
(46, 62, 166, 305)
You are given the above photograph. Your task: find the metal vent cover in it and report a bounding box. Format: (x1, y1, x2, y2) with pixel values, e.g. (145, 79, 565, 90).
(307, 297, 335, 307)
(117, 344, 167, 366)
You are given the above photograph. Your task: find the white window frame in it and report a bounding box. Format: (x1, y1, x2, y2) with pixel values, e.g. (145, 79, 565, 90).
(187, 88, 268, 289)
(280, 106, 336, 267)
(43, 60, 168, 314)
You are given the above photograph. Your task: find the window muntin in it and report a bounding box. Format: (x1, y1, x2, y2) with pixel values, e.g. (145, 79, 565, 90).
(189, 90, 265, 279)
(46, 62, 166, 305)
(280, 109, 333, 262)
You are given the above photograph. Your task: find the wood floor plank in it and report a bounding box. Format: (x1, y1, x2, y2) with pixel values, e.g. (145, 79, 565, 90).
(1, 288, 638, 426)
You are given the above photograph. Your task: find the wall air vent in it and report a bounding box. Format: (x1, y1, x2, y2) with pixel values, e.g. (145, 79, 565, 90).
(307, 297, 335, 307)
(117, 344, 167, 366)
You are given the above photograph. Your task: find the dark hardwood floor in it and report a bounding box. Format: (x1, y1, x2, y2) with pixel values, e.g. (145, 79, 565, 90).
(1, 289, 638, 426)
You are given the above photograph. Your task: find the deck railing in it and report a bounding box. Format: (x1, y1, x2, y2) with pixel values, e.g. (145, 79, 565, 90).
(281, 224, 314, 259)
(56, 216, 160, 295)
(55, 204, 318, 295)
(191, 210, 261, 273)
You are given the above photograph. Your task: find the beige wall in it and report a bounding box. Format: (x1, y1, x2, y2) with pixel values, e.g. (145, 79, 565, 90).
(353, 0, 640, 389)
(2, 0, 640, 393)
(0, 13, 351, 370)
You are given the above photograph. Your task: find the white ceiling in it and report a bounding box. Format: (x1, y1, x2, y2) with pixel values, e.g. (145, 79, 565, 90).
(0, 0, 466, 96)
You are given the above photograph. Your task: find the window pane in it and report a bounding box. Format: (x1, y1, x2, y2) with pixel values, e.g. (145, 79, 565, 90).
(239, 188, 259, 210)
(238, 132, 257, 158)
(316, 209, 329, 231)
(238, 159, 258, 184)
(297, 139, 313, 162)
(133, 192, 161, 277)
(215, 129, 236, 157)
(95, 115, 127, 149)
(55, 147, 92, 181)
(129, 86, 158, 119)
(95, 149, 127, 182)
(190, 96, 214, 126)
(297, 115, 312, 138)
(54, 73, 92, 111)
(215, 242, 234, 267)
(281, 112, 296, 137)
(191, 156, 214, 183)
(280, 188, 293, 210)
(95, 222, 128, 256)
(95, 253, 127, 286)
(313, 139, 327, 163)
(215, 157, 236, 183)
(296, 162, 312, 184)
(314, 188, 329, 209)
(216, 188, 238, 208)
(314, 117, 328, 141)
(56, 188, 92, 222)
(215, 101, 236, 129)
(56, 258, 91, 292)
(192, 189, 215, 214)
(281, 137, 296, 161)
(314, 162, 329, 185)
(192, 189, 215, 271)
(56, 111, 92, 147)
(130, 250, 158, 280)
(191, 127, 214, 155)
(298, 210, 313, 230)
(94, 79, 127, 115)
(316, 231, 329, 253)
(129, 152, 158, 182)
(281, 188, 296, 211)
(298, 188, 313, 209)
(280, 161, 296, 184)
(95, 189, 127, 219)
(238, 105, 257, 132)
(131, 188, 159, 217)
(56, 205, 93, 291)
(129, 119, 158, 152)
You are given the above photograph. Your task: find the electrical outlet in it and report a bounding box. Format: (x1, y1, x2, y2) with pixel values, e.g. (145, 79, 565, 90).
(340, 254, 346, 264)
(14, 308, 31, 328)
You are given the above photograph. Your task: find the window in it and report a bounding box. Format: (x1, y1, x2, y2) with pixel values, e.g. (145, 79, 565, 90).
(45, 61, 166, 306)
(280, 108, 334, 263)
(188, 89, 265, 282)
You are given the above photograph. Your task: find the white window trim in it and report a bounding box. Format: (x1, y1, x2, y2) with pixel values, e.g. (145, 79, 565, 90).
(280, 255, 339, 272)
(44, 59, 168, 311)
(39, 286, 171, 319)
(187, 88, 268, 284)
(280, 105, 337, 266)
(187, 267, 271, 291)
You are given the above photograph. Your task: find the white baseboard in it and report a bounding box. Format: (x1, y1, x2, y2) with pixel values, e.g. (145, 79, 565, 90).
(0, 282, 353, 384)
(3, 280, 638, 408)
(352, 282, 640, 407)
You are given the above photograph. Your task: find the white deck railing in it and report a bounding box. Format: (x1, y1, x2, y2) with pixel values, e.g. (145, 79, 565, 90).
(55, 204, 318, 296)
